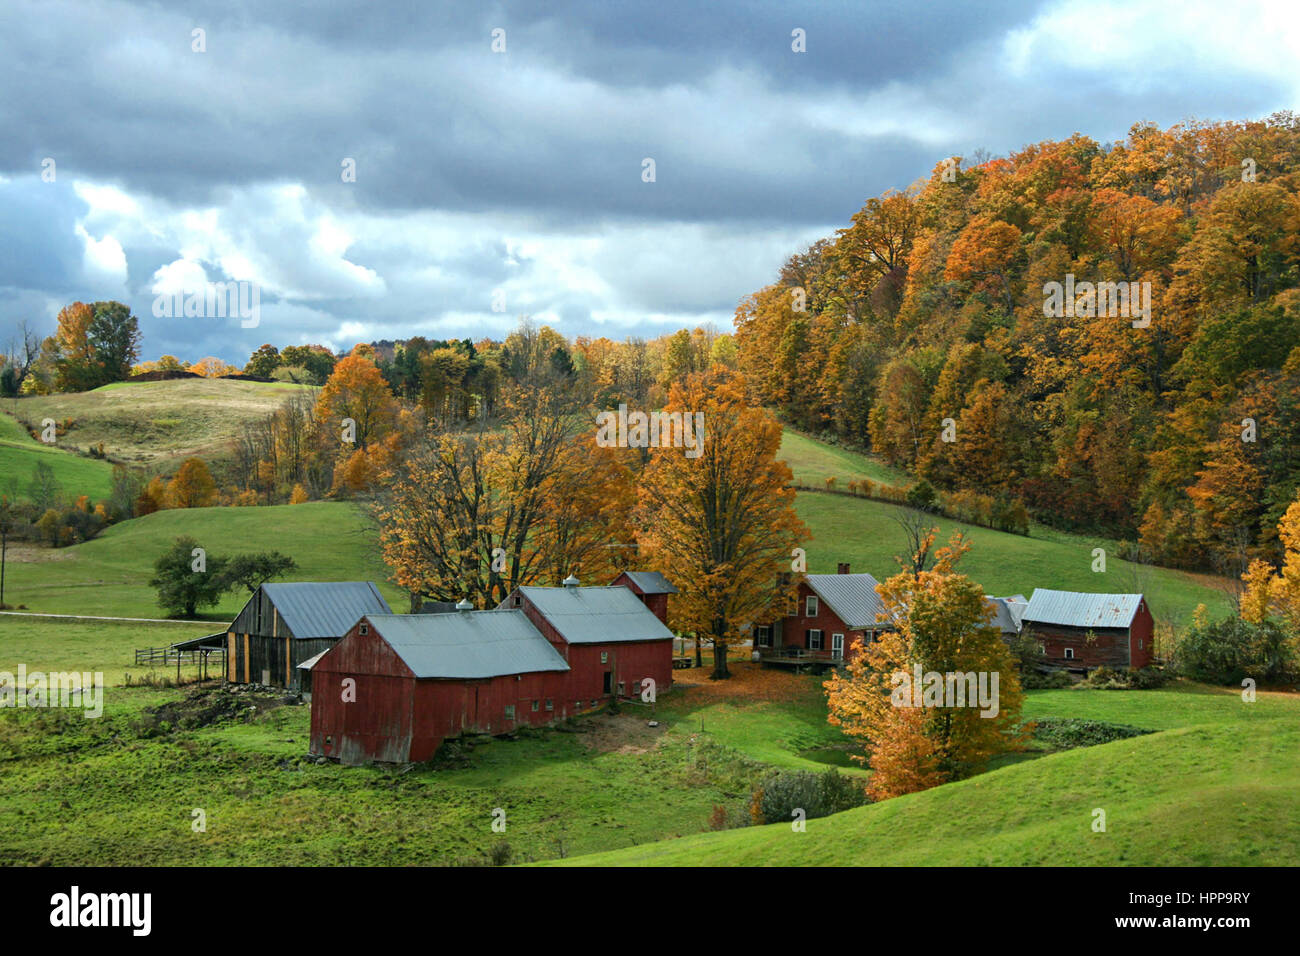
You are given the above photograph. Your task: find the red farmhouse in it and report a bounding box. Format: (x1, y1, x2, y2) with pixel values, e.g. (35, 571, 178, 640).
(754, 564, 891, 666)
(1021, 588, 1155, 671)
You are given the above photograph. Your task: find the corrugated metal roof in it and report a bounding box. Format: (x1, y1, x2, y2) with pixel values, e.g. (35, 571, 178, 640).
(259, 582, 393, 639)
(297, 649, 328, 671)
(365, 610, 570, 679)
(804, 573, 889, 629)
(618, 571, 679, 594)
(1023, 589, 1143, 629)
(518, 586, 676, 643)
(985, 595, 1028, 634)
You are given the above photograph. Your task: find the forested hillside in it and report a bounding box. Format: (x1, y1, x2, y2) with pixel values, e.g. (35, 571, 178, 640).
(733, 114, 1300, 576)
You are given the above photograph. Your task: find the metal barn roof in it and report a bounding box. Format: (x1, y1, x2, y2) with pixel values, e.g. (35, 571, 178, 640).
(985, 595, 1028, 634)
(617, 571, 679, 594)
(517, 586, 676, 643)
(258, 582, 393, 639)
(365, 611, 570, 679)
(1023, 589, 1144, 629)
(804, 573, 889, 629)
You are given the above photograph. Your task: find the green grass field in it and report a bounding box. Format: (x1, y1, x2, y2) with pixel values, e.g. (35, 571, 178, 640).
(3, 378, 315, 469)
(0, 408, 115, 502)
(777, 429, 908, 488)
(1, 501, 403, 619)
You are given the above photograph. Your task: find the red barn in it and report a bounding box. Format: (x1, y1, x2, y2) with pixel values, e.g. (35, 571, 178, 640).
(753, 564, 892, 666)
(308, 607, 571, 765)
(500, 576, 676, 702)
(1021, 589, 1155, 671)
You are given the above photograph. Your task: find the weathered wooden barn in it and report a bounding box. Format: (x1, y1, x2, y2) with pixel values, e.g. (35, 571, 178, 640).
(501, 576, 677, 701)
(986, 594, 1028, 638)
(1020, 588, 1154, 671)
(752, 564, 892, 666)
(308, 607, 572, 765)
(226, 581, 392, 690)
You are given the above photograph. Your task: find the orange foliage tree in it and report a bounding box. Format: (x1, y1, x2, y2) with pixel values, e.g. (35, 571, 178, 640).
(634, 367, 808, 679)
(824, 533, 1025, 800)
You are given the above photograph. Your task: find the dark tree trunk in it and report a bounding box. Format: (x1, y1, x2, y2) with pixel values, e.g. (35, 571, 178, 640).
(710, 620, 730, 680)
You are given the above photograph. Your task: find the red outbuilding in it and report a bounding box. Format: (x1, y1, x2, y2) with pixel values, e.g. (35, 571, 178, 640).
(500, 575, 676, 703)
(1021, 589, 1155, 671)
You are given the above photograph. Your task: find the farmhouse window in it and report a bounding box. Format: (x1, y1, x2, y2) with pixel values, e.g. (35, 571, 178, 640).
(504, 704, 516, 720)
(756, 625, 772, 648)
(1064, 647, 1075, 660)
(807, 628, 823, 650)
(806, 595, 819, 617)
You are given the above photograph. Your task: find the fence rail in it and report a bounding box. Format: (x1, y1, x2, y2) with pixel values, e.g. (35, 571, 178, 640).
(134, 646, 226, 667)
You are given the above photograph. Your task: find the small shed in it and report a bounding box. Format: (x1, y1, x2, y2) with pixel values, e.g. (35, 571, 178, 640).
(309, 609, 571, 765)
(225, 581, 392, 689)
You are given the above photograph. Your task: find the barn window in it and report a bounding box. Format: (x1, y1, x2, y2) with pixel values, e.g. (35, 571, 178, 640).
(359, 623, 368, 635)
(504, 704, 516, 720)
(755, 625, 772, 648)
(1138, 639, 1144, 650)
(590, 700, 598, 708)
(531, 700, 539, 712)
(600, 651, 609, 664)
(545, 699, 554, 711)
(617, 681, 625, 696)
(513, 595, 521, 607)
(1064, 647, 1075, 660)
(807, 628, 823, 650)
(805, 595, 819, 617)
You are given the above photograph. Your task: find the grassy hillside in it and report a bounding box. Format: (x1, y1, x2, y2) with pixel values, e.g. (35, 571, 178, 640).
(1, 501, 401, 618)
(3, 378, 315, 469)
(795, 492, 1230, 619)
(0, 407, 115, 502)
(553, 690, 1300, 866)
(777, 429, 907, 488)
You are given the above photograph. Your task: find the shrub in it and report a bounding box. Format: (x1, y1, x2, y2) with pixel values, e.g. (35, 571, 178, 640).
(1174, 616, 1296, 685)
(1030, 718, 1152, 749)
(905, 479, 937, 511)
(1080, 665, 1172, 690)
(751, 767, 867, 825)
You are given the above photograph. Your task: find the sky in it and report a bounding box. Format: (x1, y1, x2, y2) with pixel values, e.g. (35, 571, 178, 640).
(1, 0, 1298, 365)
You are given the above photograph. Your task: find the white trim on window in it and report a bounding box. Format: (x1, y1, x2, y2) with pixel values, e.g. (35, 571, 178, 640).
(806, 595, 819, 617)
(1063, 647, 1075, 660)
(831, 633, 844, 658)
(755, 625, 773, 648)
(808, 628, 823, 650)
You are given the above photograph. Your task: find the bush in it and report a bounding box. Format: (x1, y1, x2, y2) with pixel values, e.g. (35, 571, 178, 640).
(1080, 665, 1172, 690)
(905, 479, 937, 511)
(1174, 616, 1296, 685)
(1030, 718, 1152, 749)
(751, 767, 867, 825)
(1021, 668, 1073, 689)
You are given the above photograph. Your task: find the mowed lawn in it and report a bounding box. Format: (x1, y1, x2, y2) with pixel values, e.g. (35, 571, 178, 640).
(5, 378, 315, 468)
(795, 492, 1233, 620)
(2, 501, 403, 619)
(0, 407, 114, 502)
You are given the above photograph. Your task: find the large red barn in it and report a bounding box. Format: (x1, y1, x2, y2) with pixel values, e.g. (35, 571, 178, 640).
(308, 607, 572, 765)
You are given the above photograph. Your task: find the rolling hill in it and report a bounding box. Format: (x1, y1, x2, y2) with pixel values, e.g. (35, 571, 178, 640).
(0, 404, 114, 502)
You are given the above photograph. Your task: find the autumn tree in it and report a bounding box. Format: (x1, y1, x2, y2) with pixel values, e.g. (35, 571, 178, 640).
(317, 350, 399, 452)
(634, 367, 808, 679)
(824, 534, 1025, 799)
(166, 458, 217, 508)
